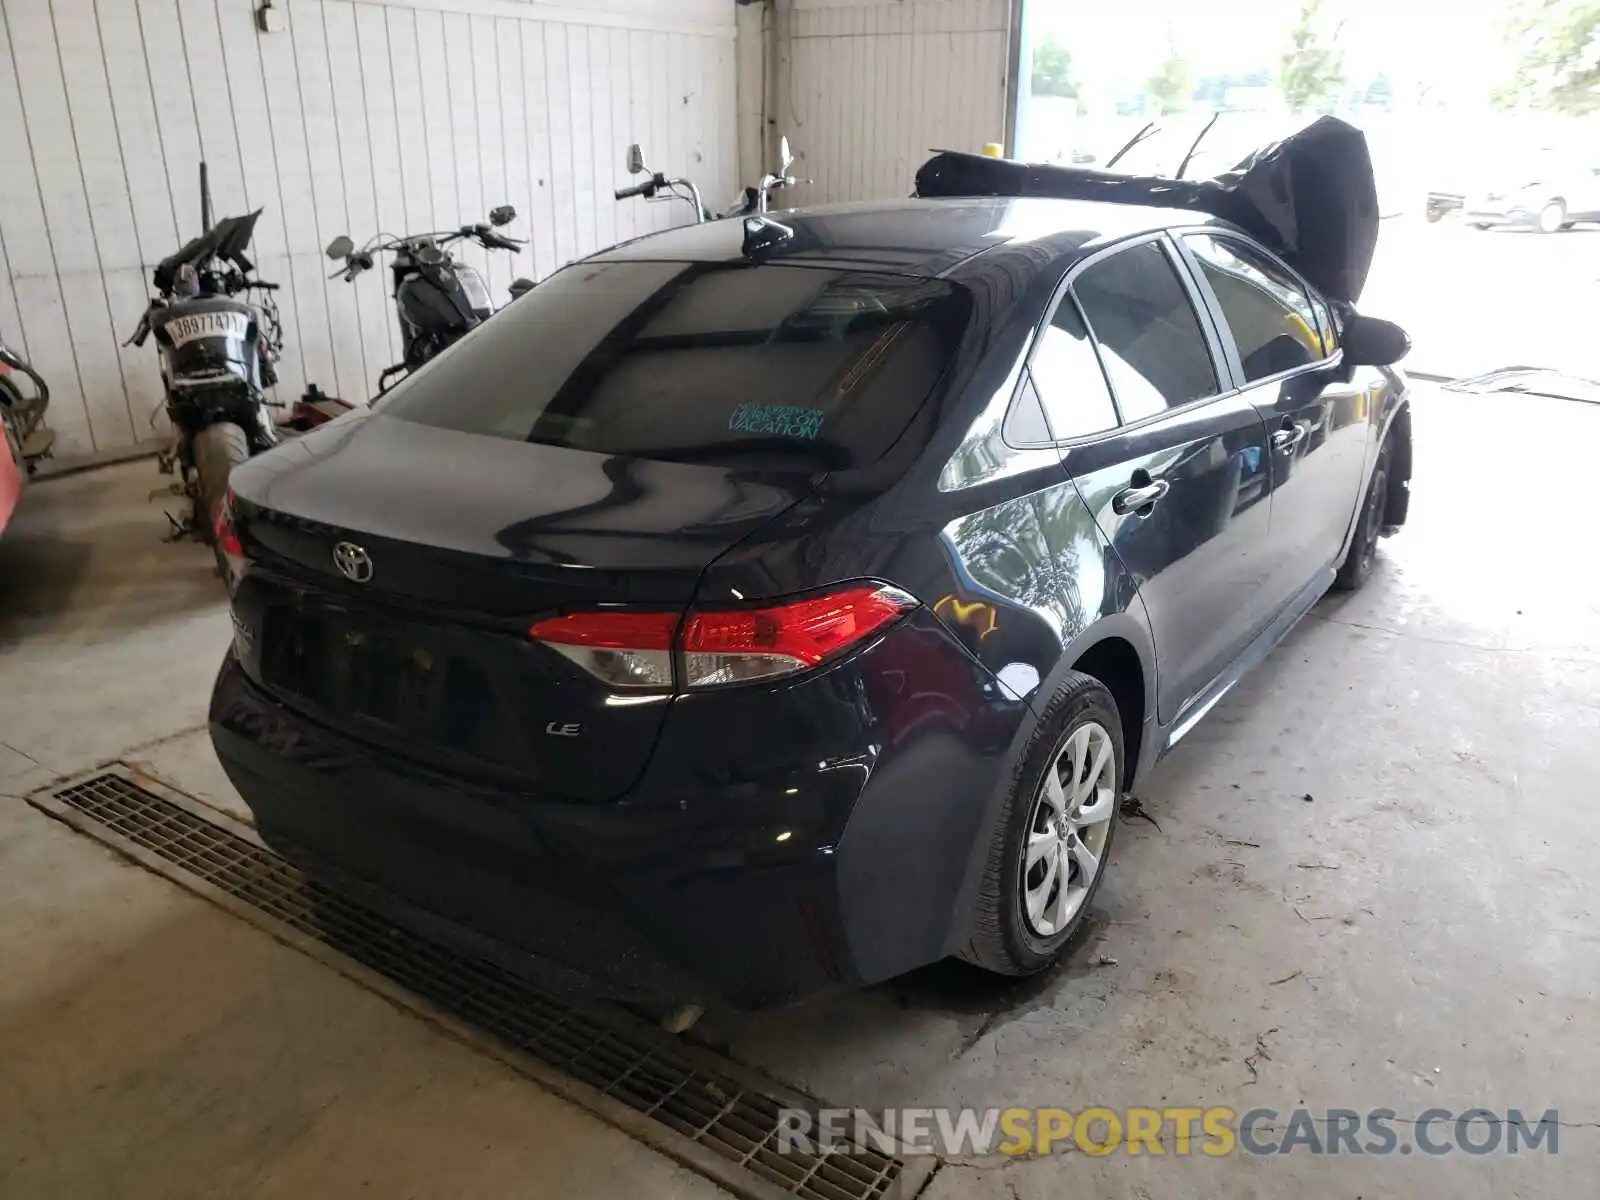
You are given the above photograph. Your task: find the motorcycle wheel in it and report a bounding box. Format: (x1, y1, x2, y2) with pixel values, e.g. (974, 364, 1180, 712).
(192, 421, 249, 575)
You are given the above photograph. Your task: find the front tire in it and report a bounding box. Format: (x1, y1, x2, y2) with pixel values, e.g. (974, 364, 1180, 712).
(192, 422, 249, 572)
(960, 672, 1123, 976)
(1334, 438, 1392, 592)
(1537, 200, 1566, 234)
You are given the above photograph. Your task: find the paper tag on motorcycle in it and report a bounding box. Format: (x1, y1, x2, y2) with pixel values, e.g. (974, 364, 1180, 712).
(165, 311, 251, 349)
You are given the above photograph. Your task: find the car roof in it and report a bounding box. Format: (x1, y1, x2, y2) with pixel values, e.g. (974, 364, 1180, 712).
(590, 195, 1223, 279)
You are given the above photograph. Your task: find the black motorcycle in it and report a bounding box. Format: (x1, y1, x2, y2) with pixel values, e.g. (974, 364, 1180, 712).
(126, 201, 283, 569)
(324, 207, 532, 394)
(614, 135, 804, 221)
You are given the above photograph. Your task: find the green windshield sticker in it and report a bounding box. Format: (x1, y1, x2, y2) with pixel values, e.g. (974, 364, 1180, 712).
(728, 403, 825, 439)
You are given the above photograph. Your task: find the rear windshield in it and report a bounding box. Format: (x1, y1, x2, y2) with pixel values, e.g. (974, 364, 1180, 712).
(379, 259, 972, 468)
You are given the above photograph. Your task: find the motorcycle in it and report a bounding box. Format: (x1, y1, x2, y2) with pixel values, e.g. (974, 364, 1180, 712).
(126, 172, 284, 570)
(324, 207, 533, 395)
(614, 135, 804, 222)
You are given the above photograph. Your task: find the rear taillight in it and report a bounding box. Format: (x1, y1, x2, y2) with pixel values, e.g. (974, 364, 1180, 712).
(528, 584, 917, 691)
(214, 489, 247, 589)
(679, 587, 916, 686)
(526, 609, 678, 690)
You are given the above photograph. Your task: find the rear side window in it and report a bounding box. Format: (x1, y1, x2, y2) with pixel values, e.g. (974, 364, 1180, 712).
(380, 260, 971, 468)
(1028, 292, 1119, 440)
(1185, 234, 1326, 380)
(1072, 241, 1218, 422)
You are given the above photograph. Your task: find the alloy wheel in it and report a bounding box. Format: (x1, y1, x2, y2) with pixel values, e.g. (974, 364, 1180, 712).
(1019, 721, 1117, 937)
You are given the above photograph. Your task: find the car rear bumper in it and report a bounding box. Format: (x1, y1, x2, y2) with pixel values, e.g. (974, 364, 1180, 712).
(209, 609, 1029, 1009)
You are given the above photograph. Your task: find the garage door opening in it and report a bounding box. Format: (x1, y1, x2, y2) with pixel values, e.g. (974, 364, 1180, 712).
(1011, 0, 1600, 394)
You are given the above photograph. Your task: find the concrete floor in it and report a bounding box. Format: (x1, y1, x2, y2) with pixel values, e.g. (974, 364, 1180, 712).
(0, 464, 727, 1199)
(2, 385, 1596, 1197)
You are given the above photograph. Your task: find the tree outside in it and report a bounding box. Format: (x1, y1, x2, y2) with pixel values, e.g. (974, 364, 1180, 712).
(1278, 0, 1347, 114)
(1146, 55, 1195, 114)
(1494, 0, 1600, 114)
(1031, 33, 1080, 101)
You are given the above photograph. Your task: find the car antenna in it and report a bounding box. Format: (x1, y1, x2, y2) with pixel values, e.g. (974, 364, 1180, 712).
(1104, 121, 1157, 170)
(1174, 112, 1220, 180)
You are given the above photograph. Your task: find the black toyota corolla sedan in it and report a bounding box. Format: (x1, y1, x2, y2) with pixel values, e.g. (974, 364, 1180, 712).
(210, 162, 1412, 1009)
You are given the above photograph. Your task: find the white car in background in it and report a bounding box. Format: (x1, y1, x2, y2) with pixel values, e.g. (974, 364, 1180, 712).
(1464, 154, 1600, 233)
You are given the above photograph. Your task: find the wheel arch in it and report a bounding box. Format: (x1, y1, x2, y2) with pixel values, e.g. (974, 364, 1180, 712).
(1070, 635, 1147, 790)
(941, 608, 1159, 961)
(1383, 398, 1413, 527)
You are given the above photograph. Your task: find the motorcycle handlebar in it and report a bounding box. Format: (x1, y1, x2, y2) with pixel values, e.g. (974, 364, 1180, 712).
(614, 180, 653, 200)
(454, 224, 523, 252)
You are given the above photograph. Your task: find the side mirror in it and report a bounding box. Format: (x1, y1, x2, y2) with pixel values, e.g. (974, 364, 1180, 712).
(626, 144, 647, 175)
(489, 205, 516, 227)
(778, 135, 794, 175)
(1341, 314, 1411, 368)
(325, 235, 354, 260)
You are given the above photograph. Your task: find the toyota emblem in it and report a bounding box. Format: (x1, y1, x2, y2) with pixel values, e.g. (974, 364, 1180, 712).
(332, 541, 373, 583)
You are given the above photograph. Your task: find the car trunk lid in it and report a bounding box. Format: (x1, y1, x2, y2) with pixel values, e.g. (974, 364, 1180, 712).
(228, 410, 820, 799)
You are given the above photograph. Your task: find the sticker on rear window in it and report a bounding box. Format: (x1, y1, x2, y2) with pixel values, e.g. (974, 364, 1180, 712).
(727, 403, 824, 439)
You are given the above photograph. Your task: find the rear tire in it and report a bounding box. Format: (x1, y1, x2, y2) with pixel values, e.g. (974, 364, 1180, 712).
(960, 672, 1123, 976)
(1537, 200, 1566, 234)
(192, 422, 249, 574)
(1334, 438, 1392, 592)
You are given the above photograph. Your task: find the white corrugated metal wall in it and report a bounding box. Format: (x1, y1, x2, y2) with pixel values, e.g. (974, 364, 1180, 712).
(0, 0, 736, 463)
(768, 0, 1013, 207)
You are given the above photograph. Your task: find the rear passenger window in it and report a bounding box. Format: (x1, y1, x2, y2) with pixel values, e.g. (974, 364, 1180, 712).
(1072, 241, 1218, 422)
(1185, 235, 1325, 380)
(1028, 293, 1119, 440)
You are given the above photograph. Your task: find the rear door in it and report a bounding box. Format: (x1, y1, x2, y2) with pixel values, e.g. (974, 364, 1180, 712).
(1038, 236, 1274, 723)
(1178, 233, 1372, 617)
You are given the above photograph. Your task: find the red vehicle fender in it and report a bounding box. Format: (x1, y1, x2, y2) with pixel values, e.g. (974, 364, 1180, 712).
(0, 422, 23, 538)
(286, 385, 357, 431)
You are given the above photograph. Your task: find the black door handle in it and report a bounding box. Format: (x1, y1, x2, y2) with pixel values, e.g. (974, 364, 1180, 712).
(1112, 474, 1170, 516)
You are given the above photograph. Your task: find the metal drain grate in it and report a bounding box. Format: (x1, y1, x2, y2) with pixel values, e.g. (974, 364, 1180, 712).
(34, 770, 915, 1200)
